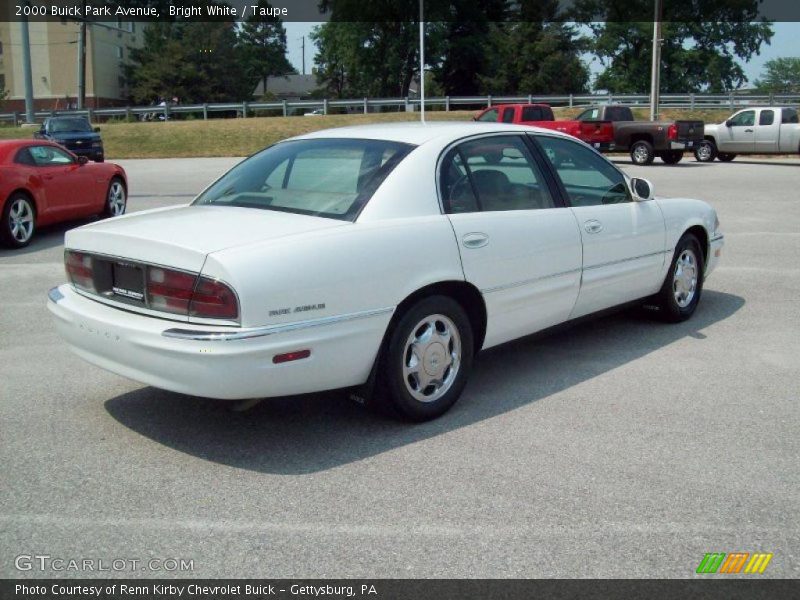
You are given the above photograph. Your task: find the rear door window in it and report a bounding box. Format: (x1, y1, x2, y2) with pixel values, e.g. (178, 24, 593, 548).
(521, 106, 554, 121)
(440, 135, 555, 213)
(759, 110, 775, 126)
(501, 108, 515, 123)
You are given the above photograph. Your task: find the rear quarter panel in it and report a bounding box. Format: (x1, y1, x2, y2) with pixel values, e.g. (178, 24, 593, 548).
(202, 216, 465, 329)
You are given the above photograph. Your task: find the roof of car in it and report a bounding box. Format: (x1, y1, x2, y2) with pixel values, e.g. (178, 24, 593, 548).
(0, 138, 58, 161)
(291, 121, 571, 146)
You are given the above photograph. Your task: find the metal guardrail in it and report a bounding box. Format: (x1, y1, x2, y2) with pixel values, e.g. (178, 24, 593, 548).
(2, 92, 799, 125)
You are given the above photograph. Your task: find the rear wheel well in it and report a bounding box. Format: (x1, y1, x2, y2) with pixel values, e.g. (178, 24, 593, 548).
(389, 281, 487, 355)
(630, 133, 653, 145)
(684, 225, 709, 265)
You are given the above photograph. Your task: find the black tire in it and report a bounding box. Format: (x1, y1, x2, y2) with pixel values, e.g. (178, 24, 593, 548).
(651, 233, 705, 323)
(630, 140, 655, 165)
(102, 177, 127, 218)
(717, 153, 737, 162)
(661, 151, 684, 164)
(694, 139, 717, 162)
(372, 295, 474, 421)
(0, 192, 36, 249)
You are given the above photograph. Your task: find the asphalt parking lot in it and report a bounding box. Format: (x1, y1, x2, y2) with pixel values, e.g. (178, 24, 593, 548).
(1, 155, 798, 579)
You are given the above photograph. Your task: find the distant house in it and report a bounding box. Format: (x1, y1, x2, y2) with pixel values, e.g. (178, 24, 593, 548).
(253, 74, 319, 99)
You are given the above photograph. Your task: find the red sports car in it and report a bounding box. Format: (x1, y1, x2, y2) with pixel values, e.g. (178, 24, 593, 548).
(0, 139, 127, 248)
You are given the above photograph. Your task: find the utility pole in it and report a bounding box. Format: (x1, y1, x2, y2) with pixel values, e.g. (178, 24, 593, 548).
(649, 0, 663, 121)
(419, 0, 425, 123)
(300, 36, 305, 75)
(76, 11, 87, 110)
(19, 8, 35, 124)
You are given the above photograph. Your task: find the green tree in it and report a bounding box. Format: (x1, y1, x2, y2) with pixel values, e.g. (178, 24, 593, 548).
(312, 0, 586, 98)
(425, 0, 507, 96)
(575, 0, 773, 92)
(754, 57, 800, 93)
(478, 21, 589, 95)
(311, 21, 419, 98)
(238, 0, 295, 95)
(126, 19, 251, 103)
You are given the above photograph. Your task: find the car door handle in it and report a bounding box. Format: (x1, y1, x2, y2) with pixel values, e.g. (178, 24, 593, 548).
(584, 220, 603, 234)
(462, 232, 489, 249)
(744, 129, 754, 133)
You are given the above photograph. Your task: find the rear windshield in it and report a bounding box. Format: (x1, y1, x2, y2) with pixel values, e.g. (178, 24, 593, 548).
(193, 138, 414, 221)
(50, 118, 93, 133)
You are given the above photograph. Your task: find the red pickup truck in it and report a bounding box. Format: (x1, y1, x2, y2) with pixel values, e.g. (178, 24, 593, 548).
(474, 103, 615, 151)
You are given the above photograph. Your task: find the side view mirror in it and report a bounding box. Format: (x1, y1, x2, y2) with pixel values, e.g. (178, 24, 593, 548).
(725, 119, 733, 127)
(93, 127, 101, 133)
(77, 155, 89, 165)
(630, 177, 654, 201)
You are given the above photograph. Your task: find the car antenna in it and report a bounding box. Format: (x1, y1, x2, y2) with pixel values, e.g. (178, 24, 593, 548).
(419, 0, 425, 124)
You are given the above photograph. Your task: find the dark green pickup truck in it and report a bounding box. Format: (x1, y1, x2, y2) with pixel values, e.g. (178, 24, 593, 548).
(575, 105, 704, 165)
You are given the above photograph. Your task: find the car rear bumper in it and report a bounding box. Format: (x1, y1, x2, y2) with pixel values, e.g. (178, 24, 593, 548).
(48, 284, 392, 400)
(706, 234, 724, 278)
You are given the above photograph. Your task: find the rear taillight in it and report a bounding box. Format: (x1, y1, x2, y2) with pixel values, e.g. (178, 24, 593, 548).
(147, 267, 195, 315)
(65, 250, 95, 292)
(147, 266, 238, 321)
(189, 277, 238, 319)
(667, 124, 678, 140)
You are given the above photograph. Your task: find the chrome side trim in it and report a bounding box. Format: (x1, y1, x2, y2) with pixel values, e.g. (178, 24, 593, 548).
(161, 307, 395, 341)
(481, 268, 582, 295)
(710, 234, 724, 243)
(583, 249, 670, 271)
(48, 287, 64, 303)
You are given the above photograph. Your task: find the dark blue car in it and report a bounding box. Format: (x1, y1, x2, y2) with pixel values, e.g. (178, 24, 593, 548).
(34, 116, 104, 162)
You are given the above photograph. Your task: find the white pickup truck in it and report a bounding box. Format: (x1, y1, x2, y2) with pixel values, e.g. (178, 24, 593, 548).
(694, 106, 800, 162)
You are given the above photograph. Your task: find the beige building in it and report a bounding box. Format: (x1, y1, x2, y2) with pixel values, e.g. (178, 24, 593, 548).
(0, 19, 144, 111)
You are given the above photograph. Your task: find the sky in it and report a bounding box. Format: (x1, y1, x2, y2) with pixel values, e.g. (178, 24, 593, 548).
(283, 21, 800, 88)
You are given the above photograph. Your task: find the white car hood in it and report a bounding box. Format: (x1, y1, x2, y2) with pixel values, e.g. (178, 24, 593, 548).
(65, 205, 347, 272)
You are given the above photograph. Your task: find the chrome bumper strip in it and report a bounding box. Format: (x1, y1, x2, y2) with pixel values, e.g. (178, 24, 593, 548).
(161, 307, 394, 341)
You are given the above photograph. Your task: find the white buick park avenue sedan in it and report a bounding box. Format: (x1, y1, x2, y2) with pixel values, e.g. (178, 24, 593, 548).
(48, 123, 724, 421)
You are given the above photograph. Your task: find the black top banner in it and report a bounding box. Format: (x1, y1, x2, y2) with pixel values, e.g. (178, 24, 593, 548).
(2, 579, 799, 600)
(2, 0, 800, 23)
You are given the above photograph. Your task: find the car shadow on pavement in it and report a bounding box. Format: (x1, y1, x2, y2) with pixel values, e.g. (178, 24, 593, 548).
(0, 218, 96, 257)
(105, 290, 744, 475)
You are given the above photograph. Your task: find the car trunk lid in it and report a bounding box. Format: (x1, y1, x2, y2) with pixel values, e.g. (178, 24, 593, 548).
(65, 205, 347, 272)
